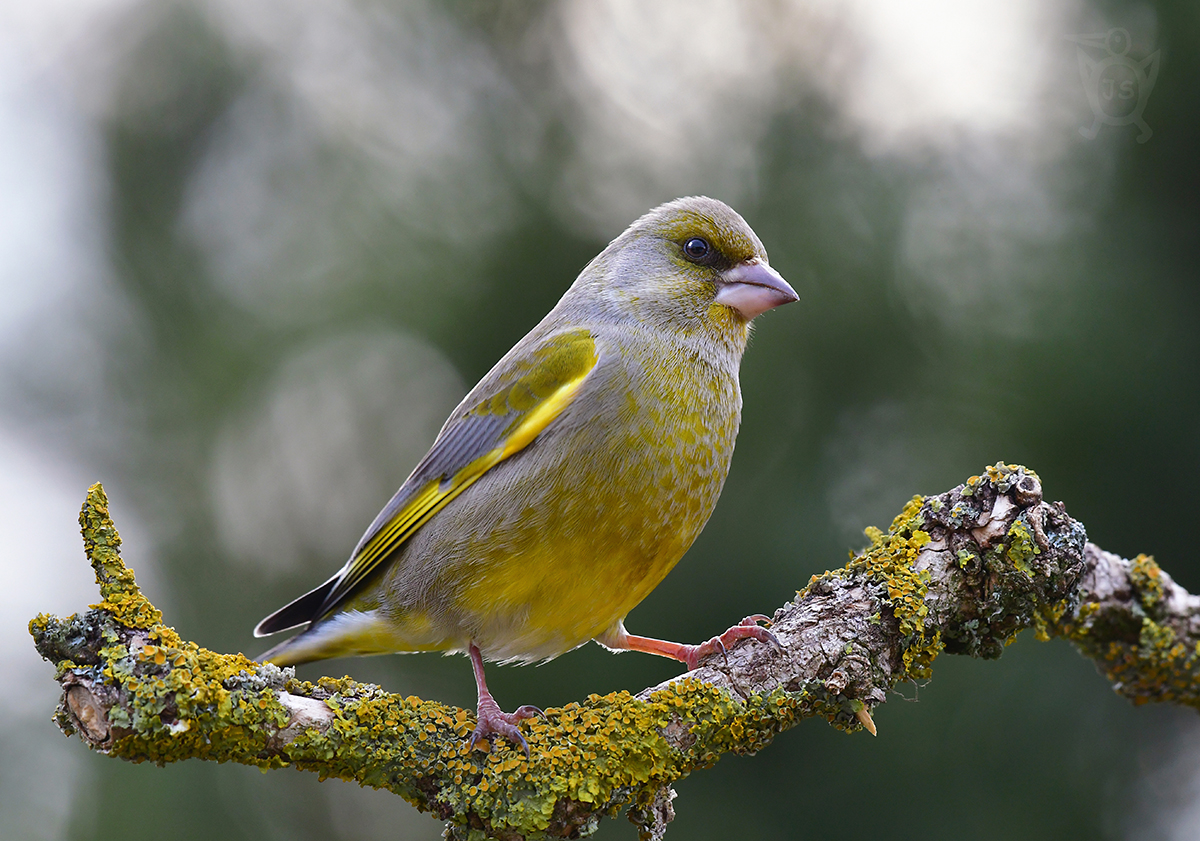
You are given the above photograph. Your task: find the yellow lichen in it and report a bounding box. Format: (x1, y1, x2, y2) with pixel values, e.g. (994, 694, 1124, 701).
(1005, 520, 1041, 579)
(802, 494, 942, 684)
(1056, 554, 1200, 710)
(1129, 554, 1165, 608)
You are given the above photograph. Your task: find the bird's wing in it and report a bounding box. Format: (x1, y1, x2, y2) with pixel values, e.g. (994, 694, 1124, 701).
(254, 328, 599, 636)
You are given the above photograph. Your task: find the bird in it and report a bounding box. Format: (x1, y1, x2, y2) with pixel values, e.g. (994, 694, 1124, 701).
(254, 196, 798, 754)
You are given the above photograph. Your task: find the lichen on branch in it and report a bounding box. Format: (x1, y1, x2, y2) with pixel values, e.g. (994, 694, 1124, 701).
(1059, 546, 1200, 709)
(29, 467, 1200, 840)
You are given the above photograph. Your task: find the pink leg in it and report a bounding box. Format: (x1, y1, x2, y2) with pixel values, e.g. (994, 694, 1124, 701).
(603, 615, 781, 670)
(467, 643, 542, 756)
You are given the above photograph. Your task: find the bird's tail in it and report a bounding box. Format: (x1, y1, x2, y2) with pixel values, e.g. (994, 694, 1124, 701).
(254, 577, 338, 638)
(256, 608, 403, 666)
(257, 634, 309, 667)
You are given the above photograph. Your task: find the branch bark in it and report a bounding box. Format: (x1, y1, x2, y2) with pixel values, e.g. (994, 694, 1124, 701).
(29, 465, 1200, 840)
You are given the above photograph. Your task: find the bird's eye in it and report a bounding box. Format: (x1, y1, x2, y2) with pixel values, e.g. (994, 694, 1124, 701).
(683, 237, 712, 262)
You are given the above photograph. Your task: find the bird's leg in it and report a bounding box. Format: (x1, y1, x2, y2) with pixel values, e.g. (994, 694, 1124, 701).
(601, 615, 781, 671)
(467, 643, 542, 756)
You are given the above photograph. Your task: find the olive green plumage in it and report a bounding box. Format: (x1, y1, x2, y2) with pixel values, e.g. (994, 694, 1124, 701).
(256, 196, 795, 668)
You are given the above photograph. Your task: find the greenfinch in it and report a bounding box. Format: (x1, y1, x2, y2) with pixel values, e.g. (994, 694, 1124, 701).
(255, 196, 797, 752)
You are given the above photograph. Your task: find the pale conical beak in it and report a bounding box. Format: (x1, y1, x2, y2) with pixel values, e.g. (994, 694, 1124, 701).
(715, 260, 798, 319)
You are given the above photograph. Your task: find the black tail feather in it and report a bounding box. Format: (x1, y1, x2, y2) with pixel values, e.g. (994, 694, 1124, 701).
(254, 577, 338, 637)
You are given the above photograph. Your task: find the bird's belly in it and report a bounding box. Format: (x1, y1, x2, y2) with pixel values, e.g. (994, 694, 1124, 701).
(456, 507, 701, 661)
(421, 462, 720, 661)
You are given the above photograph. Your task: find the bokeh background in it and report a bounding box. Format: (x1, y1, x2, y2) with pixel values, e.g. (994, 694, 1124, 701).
(3, 1, 1198, 839)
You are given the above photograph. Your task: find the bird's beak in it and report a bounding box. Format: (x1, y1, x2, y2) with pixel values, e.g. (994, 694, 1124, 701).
(715, 259, 798, 320)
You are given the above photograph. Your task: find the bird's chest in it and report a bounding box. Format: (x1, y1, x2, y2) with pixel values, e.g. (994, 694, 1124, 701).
(594, 347, 740, 555)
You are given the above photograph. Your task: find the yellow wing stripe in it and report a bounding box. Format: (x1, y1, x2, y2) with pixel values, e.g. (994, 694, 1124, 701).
(352, 480, 442, 572)
(334, 346, 595, 601)
(497, 371, 587, 458)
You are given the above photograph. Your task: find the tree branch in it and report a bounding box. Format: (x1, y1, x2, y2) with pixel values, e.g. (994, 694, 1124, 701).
(29, 465, 1200, 840)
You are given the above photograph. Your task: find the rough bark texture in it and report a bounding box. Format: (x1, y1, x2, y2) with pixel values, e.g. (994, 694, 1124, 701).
(28, 464, 1200, 840)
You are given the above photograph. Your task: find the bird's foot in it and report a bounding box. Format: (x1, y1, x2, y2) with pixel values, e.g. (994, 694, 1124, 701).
(680, 614, 782, 670)
(599, 615, 782, 670)
(468, 697, 543, 756)
(466, 641, 543, 756)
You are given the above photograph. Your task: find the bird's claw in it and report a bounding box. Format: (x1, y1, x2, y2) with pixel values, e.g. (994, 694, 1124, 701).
(467, 703, 544, 757)
(685, 615, 782, 670)
(742, 615, 785, 654)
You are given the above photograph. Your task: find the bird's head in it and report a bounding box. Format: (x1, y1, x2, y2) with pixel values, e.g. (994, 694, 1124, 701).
(576, 196, 797, 344)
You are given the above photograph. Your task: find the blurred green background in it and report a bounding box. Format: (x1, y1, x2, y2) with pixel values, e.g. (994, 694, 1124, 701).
(3, 1, 1198, 839)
